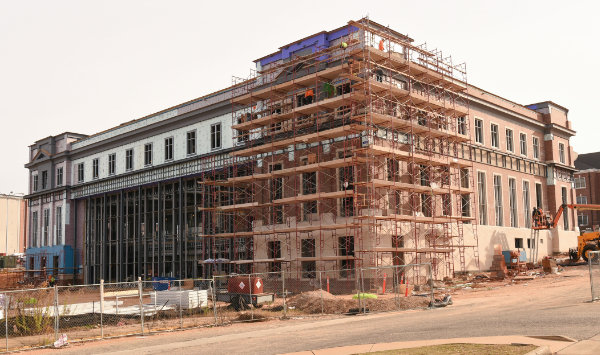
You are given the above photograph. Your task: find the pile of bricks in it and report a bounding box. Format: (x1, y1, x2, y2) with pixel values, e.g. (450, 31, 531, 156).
(490, 244, 508, 279)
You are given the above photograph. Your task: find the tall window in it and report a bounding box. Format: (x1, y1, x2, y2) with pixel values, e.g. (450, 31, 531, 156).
(519, 133, 527, 156)
(477, 172, 487, 225)
(339, 236, 355, 277)
(559, 143, 565, 164)
(125, 149, 134, 171)
(77, 163, 84, 182)
(523, 181, 531, 228)
(165, 137, 174, 160)
(460, 168, 470, 188)
(494, 175, 503, 226)
(108, 153, 116, 175)
(33, 174, 38, 191)
(302, 167, 317, 221)
(509, 178, 518, 227)
(574, 177, 586, 189)
(576, 195, 588, 204)
(474, 118, 483, 144)
(532, 137, 539, 159)
(43, 208, 50, 246)
(301, 239, 316, 278)
(506, 128, 514, 152)
(56, 206, 62, 245)
(535, 183, 543, 209)
(457, 116, 466, 135)
(186, 131, 196, 155)
(490, 124, 499, 148)
(56, 167, 63, 186)
(267, 241, 282, 273)
(579, 214, 589, 226)
(144, 143, 153, 166)
(269, 164, 283, 224)
(562, 186, 569, 230)
(31, 211, 38, 247)
(92, 158, 99, 179)
(41, 171, 48, 189)
(211, 123, 222, 149)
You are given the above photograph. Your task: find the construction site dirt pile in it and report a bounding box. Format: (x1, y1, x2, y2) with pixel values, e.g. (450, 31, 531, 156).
(287, 290, 429, 314)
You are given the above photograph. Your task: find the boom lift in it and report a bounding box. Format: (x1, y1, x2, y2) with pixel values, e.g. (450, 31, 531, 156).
(532, 204, 600, 262)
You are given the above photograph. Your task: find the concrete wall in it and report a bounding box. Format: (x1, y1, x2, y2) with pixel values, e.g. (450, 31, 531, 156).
(0, 195, 27, 255)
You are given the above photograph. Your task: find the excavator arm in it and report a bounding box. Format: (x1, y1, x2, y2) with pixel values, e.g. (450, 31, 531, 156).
(535, 204, 600, 230)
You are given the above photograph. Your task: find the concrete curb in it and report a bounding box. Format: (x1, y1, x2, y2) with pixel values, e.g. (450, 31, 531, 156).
(524, 345, 552, 355)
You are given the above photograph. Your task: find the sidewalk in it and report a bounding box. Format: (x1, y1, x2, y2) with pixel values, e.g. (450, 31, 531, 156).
(557, 333, 600, 355)
(281, 335, 578, 355)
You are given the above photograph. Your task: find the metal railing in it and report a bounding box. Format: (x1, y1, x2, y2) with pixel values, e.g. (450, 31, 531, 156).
(0, 263, 433, 352)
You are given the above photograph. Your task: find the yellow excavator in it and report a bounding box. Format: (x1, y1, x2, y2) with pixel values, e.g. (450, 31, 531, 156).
(532, 203, 600, 262)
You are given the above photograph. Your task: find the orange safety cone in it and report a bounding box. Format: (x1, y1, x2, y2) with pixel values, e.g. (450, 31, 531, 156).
(382, 273, 387, 295)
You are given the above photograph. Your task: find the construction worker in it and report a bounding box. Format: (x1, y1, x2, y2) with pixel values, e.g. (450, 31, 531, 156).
(304, 88, 314, 105)
(379, 38, 385, 51)
(532, 207, 541, 227)
(48, 273, 56, 287)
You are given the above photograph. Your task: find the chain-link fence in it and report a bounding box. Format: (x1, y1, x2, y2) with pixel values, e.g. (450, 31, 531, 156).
(0, 263, 433, 352)
(588, 250, 600, 301)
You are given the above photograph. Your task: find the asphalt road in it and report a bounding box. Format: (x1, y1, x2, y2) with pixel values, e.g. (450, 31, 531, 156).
(32, 265, 600, 354)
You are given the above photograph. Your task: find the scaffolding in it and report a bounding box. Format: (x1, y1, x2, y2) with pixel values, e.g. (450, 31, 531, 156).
(216, 18, 480, 285)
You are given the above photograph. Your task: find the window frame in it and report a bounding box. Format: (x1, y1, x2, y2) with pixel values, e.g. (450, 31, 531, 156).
(108, 153, 116, 176)
(144, 143, 153, 166)
(92, 158, 99, 179)
(532, 136, 540, 159)
(519, 133, 527, 156)
(186, 131, 196, 156)
(77, 163, 85, 183)
(56, 167, 63, 186)
(558, 143, 566, 164)
(490, 123, 499, 148)
(505, 128, 514, 152)
(165, 136, 174, 161)
(211, 123, 222, 150)
(125, 148, 134, 171)
(574, 177, 586, 189)
(474, 118, 484, 144)
(33, 174, 39, 192)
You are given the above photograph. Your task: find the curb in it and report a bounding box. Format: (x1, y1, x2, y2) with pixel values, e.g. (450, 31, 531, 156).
(524, 345, 551, 355)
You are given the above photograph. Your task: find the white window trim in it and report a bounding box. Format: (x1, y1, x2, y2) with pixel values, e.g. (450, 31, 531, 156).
(474, 117, 484, 145)
(519, 132, 528, 157)
(490, 122, 500, 149)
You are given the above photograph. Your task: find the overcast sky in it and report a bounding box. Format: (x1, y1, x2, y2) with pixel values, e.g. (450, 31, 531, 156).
(1, 1, 598, 194)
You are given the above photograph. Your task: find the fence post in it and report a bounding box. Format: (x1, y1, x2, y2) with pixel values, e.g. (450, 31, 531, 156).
(360, 268, 366, 314)
(54, 285, 59, 341)
(428, 263, 434, 309)
(179, 280, 183, 329)
(281, 269, 286, 318)
(212, 277, 217, 325)
(5, 293, 8, 352)
(319, 271, 324, 315)
(138, 277, 144, 335)
(100, 279, 104, 339)
(249, 274, 253, 321)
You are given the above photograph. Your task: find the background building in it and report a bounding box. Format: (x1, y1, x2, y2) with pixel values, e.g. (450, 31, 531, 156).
(0, 193, 27, 256)
(24, 19, 578, 284)
(574, 152, 600, 230)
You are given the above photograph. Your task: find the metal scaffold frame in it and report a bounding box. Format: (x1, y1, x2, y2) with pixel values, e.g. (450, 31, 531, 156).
(222, 18, 480, 285)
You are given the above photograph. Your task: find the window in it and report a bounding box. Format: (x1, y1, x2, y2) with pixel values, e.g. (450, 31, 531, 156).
(302, 168, 317, 221)
(77, 163, 84, 182)
(562, 186, 569, 230)
(532, 137, 539, 159)
(515, 238, 523, 249)
(457, 116, 466, 135)
(186, 131, 196, 155)
(43, 208, 50, 246)
(301, 239, 316, 278)
(519, 133, 527, 156)
(576, 195, 588, 204)
(108, 153, 116, 175)
(523, 181, 531, 228)
(494, 175, 503, 226)
(92, 158, 99, 179)
(460, 168, 470, 188)
(56, 206, 62, 245)
(339, 236, 355, 277)
(461, 194, 471, 217)
(125, 149, 134, 171)
(144, 143, 153, 166)
(41, 171, 48, 189)
(33, 174, 38, 192)
(267, 241, 282, 273)
(56, 167, 63, 186)
(477, 172, 487, 225)
(559, 143, 565, 164)
(211, 123, 222, 149)
(508, 178, 518, 227)
(339, 153, 354, 217)
(269, 164, 283, 224)
(578, 214, 589, 226)
(490, 124, 499, 148)
(574, 177, 586, 189)
(31, 211, 38, 247)
(474, 118, 483, 144)
(165, 137, 174, 161)
(506, 128, 514, 152)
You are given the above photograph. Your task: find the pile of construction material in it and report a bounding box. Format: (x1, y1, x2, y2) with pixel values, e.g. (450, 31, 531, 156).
(151, 289, 208, 309)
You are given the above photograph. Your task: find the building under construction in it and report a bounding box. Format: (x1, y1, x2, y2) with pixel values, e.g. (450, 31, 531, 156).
(24, 19, 579, 284)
